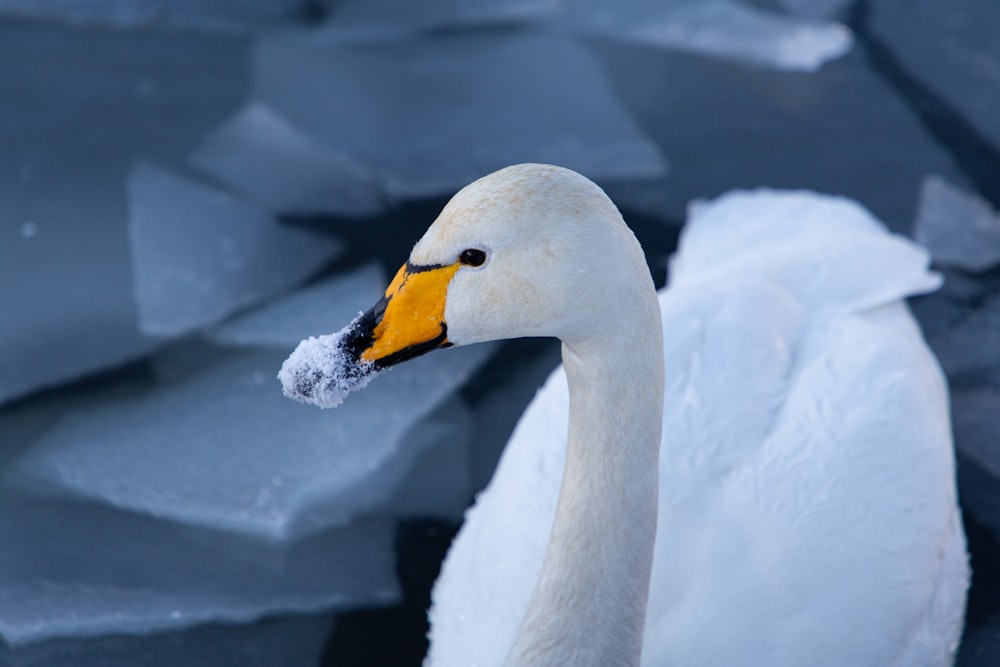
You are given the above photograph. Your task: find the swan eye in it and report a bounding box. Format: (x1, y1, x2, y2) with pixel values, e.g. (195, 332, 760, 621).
(459, 248, 487, 267)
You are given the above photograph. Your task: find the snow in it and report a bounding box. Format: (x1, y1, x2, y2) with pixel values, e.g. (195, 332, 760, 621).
(8, 345, 494, 541)
(190, 103, 385, 217)
(914, 176, 1000, 273)
(279, 325, 382, 410)
(253, 29, 666, 199)
(127, 163, 343, 337)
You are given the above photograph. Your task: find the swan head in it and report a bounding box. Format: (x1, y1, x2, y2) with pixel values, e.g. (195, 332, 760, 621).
(279, 163, 654, 408)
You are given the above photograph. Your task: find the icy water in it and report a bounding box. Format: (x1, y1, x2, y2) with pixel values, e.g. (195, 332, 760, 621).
(2, 1, 1000, 665)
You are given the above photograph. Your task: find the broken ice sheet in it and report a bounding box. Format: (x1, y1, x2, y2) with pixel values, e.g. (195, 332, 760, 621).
(207, 263, 386, 348)
(554, 0, 852, 72)
(253, 29, 666, 199)
(589, 39, 964, 230)
(775, 0, 853, 21)
(128, 162, 343, 338)
(190, 103, 385, 217)
(0, 0, 304, 33)
(913, 175, 1000, 273)
(870, 0, 1000, 155)
(7, 345, 494, 541)
(928, 293, 1000, 378)
(952, 388, 1000, 480)
(0, 489, 396, 647)
(2, 612, 334, 667)
(327, 0, 559, 38)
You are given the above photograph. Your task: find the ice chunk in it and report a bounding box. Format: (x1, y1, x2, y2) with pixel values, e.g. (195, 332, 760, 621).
(2, 612, 334, 667)
(869, 0, 1000, 155)
(555, 0, 852, 72)
(208, 263, 386, 348)
(590, 38, 964, 230)
(0, 489, 396, 647)
(190, 103, 385, 217)
(0, 0, 304, 33)
(253, 30, 666, 199)
(8, 345, 494, 541)
(913, 176, 1000, 273)
(0, 15, 247, 407)
(929, 293, 1000, 378)
(328, 0, 559, 38)
(775, 0, 853, 21)
(953, 388, 1000, 480)
(128, 163, 342, 338)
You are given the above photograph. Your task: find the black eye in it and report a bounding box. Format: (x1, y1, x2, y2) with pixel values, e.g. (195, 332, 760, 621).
(459, 248, 487, 267)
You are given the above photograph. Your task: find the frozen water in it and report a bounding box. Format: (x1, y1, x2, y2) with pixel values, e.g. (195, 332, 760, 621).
(190, 103, 385, 217)
(953, 388, 1000, 480)
(590, 41, 965, 230)
(128, 163, 343, 338)
(0, 0, 303, 33)
(0, 21, 246, 406)
(870, 0, 1000, 155)
(775, 0, 853, 21)
(208, 263, 386, 348)
(0, 489, 396, 647)
(328, 0, 559, 38)
(7, 345, 495, 541)
(929, 294, 1000, 378)
(555, 0, 852, 72)
(914, 176, 1000, 273)
(1, 612, 333, 667)
(254, 29, 666, 199)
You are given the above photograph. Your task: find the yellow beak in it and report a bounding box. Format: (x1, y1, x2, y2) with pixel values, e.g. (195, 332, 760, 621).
(348, 260, 460, 368)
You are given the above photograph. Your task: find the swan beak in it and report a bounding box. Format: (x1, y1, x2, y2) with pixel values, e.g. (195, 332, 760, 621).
(345, 261, 460, 369)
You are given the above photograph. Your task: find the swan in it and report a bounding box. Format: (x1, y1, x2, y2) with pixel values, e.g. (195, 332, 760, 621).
(279, 164, 969, 666)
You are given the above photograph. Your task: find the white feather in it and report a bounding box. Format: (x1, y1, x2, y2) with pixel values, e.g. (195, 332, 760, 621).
(425, 187, 968, 666)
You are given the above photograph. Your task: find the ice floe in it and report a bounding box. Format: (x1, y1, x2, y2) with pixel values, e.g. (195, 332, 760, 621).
(128, 163, 342, 337)
(914, 175, 1000, 273)
(253, 29, 666, 199)
(190, 103, 384, 217)
(8, 345, 493, 541)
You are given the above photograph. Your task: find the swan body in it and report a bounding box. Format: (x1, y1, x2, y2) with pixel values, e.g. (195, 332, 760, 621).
(280, 165, 968, 666)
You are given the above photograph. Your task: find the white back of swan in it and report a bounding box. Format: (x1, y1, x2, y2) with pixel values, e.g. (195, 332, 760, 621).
(425, 189, 968, 667)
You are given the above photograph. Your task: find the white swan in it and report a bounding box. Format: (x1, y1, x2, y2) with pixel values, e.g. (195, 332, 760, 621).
(280, 164, 969, 666)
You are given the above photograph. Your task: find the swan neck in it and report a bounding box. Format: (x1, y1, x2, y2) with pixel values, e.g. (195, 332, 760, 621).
(505, 319, 664, 666)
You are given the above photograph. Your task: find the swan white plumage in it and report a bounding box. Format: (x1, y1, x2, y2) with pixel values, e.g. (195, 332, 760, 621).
(280, 164, 969, 666)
